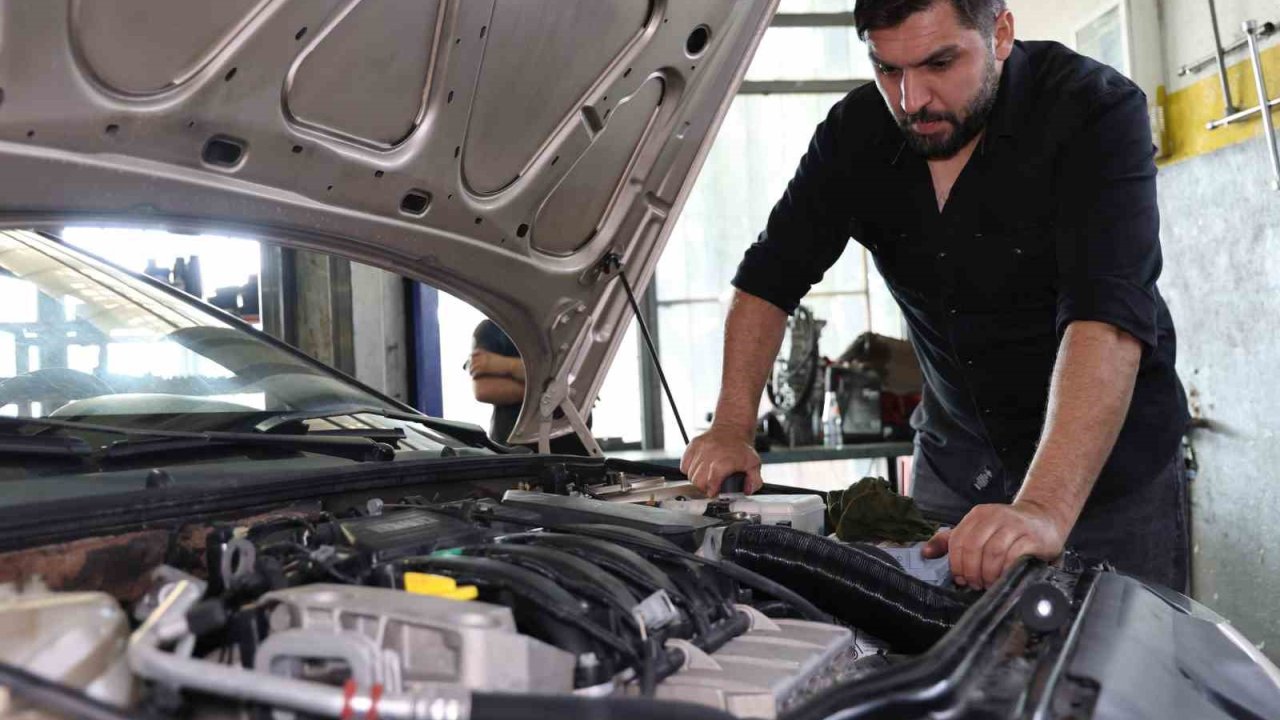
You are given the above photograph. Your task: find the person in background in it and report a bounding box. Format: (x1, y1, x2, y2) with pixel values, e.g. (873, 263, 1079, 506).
(469, 318, 591, 455)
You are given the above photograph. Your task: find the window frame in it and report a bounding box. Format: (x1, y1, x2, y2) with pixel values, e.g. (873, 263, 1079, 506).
(637, 10, 876, 450)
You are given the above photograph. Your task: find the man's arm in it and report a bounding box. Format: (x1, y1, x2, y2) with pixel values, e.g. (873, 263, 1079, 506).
(681, 95, 861, 496)
(925, 320, 1141, 587)
(680, 291, 788, 496)
(473, 376, 526, 406)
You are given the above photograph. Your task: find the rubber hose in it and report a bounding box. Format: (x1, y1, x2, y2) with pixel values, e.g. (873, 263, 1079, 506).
(471, 693, 737, 720)
(720, 524, 970, 653)
(556, 524, 832, 624)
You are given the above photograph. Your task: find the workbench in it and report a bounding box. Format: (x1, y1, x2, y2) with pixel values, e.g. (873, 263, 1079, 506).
(610, 440, 915, 493)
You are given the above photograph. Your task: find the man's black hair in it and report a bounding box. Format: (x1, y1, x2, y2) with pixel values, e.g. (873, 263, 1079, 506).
(854, 0, 1008, 39)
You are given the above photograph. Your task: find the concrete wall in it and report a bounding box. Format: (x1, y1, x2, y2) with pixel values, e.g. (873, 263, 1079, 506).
(1011, 0, 1280, 659)
(350, 264, 409, 404)
(1157, 138, 1280, 659)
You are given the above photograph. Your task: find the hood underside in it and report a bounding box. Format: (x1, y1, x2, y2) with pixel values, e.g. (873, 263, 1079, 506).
(0, 0, 779, 446)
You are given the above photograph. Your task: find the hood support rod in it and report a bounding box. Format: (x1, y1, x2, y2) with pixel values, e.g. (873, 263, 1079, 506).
(603, 253, 689, 447)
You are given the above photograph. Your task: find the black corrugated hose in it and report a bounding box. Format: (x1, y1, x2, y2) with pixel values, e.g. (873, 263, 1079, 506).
(719, 523, 972, 653)
(471, 693, 736, 720)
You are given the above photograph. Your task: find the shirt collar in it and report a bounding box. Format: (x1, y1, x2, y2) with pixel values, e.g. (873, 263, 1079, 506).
(888, 40, 1031, 165)
(983, 40, 1031, 144)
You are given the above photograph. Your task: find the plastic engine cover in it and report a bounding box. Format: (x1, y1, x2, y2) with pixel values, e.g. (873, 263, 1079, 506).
(662, 495, 826, 535)
(631, 605, 853, 719)
(259, 584, 575, 694)
(0, 581, 134, 715)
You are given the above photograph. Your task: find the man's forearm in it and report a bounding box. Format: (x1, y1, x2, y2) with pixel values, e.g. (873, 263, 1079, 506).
(1015, 320, 1142, 531)
(711, 290, 789, 440)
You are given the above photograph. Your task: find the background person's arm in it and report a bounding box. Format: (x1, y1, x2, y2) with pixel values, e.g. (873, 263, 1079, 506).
(473, 376, 526, 406)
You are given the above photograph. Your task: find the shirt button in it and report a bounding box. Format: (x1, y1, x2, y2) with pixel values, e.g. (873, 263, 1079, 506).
(937, 252, 948, 260)
(966, 360, 975, 367)
(1012, 247, 1023, 255)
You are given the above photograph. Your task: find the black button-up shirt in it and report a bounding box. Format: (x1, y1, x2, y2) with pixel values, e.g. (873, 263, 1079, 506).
(733, 41, 1188, 504)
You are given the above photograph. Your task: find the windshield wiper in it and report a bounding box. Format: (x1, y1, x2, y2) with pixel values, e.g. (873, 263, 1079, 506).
(0, 416, 396, 464)
(99, 432, 395, 463)
(0, 433, 92, 458)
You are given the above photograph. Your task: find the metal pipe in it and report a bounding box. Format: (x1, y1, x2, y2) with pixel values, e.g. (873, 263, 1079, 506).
(1209, 0, 1237, 114)
(1243, 20, 1280, 190)
(1181, 22, 1277, 76)
(127, 579, 471, 720)
(1206, 96, 1280, 130)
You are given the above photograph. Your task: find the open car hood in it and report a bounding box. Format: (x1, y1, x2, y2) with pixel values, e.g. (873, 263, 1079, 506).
(0, 0, 779, 448)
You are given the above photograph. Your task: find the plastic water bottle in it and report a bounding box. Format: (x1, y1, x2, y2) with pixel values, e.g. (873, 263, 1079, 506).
(822, 368, 843, 449)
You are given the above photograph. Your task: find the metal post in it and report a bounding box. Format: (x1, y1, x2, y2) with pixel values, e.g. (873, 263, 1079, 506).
(1244, 20, 1280, 190)
(1209, 0, 1237, 114)
(410, 283, 443, 417)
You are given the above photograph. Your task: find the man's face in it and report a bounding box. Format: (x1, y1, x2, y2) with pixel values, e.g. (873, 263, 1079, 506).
(866, 2, 1014, 159)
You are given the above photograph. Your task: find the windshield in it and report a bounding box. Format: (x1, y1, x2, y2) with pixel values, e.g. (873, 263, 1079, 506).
(0, 230, 455, 446)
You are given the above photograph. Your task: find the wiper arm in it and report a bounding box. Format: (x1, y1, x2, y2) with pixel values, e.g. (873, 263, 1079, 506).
(0, 433, 92, 458)
(100, 432, 396, 463)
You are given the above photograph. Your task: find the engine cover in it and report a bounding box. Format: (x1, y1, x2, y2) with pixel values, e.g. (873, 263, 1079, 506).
(634, 605, 854, 719)
(258, 584, 575, 694)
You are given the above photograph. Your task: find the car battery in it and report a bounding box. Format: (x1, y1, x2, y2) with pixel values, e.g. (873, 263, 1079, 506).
(661, 494, 826, 535)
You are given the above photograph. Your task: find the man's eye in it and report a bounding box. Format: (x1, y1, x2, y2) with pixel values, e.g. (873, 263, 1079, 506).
(876, 63, 900, 75)
(929, 59, 953, 70)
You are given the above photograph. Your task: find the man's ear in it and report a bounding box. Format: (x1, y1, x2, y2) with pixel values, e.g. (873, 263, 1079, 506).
(993, 9, 1015, 61)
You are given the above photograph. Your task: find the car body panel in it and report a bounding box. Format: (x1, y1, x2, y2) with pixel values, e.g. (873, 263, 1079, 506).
(0, 0, 780, 446)
(1064, 572, 1280, 719)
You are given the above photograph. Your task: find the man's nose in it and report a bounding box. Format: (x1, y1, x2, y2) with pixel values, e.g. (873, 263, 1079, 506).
(900, 71, 931, 116)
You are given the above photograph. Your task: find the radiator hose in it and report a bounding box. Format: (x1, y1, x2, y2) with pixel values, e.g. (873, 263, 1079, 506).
(719, 524, 971, 653)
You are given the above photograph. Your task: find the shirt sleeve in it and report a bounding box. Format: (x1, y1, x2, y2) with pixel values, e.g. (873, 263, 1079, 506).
(1054, 83, 1162, 349)
(731, 98, 857, 314)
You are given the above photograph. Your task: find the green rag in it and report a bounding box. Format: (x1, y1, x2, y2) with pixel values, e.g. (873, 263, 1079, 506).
(828, 476, 938, 543)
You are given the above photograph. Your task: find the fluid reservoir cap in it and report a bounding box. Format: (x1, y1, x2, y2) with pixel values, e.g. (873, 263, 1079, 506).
(404, 572, 479, 601)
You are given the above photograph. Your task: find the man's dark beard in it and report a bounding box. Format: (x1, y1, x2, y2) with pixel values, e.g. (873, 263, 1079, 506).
(898, 52, 1000, 159)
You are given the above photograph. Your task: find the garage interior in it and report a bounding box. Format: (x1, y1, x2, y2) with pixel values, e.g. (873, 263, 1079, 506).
(23, 0, 1279, 675)
(41, 0, 1279, 667)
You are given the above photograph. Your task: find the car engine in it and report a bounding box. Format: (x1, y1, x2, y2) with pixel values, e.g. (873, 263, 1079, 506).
(2, 486, 977, 720)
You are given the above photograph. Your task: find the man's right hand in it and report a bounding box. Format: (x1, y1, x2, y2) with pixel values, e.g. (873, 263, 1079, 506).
(680, 427, 764, 497)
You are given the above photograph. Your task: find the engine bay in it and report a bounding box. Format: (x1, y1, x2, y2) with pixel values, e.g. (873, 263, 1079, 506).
(0, 473, 1085, 720)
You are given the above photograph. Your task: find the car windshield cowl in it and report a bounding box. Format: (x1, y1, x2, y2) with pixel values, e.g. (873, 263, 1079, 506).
(0, 415, 400, 465)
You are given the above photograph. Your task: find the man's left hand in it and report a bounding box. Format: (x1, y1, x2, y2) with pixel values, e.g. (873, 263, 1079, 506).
(922, 500, 1070, 589)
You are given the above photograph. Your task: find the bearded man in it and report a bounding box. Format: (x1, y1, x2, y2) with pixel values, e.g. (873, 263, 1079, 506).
(681, 0, 1191, 592)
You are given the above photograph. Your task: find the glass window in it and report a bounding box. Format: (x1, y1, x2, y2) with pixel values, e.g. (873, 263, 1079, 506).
(746, 27, 872, 81)
(0, 231, 398, 422)
(1076, 6, 1128, 75)
(777, 0, 856, 12)
(62, 226, 263, 327)
(655, 87, 903, 448)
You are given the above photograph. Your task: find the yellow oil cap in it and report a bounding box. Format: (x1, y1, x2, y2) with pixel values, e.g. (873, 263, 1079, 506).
(403, 572, 478, 601)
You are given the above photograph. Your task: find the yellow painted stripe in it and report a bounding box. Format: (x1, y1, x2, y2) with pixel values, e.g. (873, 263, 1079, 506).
(1161, 42, 1280, 167)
